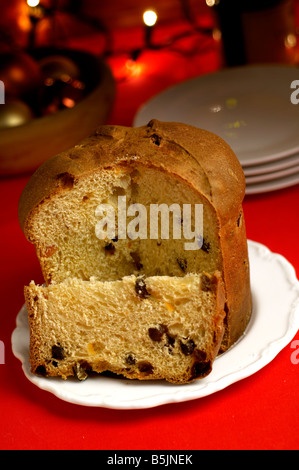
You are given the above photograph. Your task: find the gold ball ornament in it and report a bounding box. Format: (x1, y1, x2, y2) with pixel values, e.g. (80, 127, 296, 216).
(0, 100, 34, 129)
(0, 52, 42, 99)
(39, 55, 81, 82)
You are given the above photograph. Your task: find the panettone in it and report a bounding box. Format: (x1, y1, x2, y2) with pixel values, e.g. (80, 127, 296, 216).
(19, 119, 252, 383)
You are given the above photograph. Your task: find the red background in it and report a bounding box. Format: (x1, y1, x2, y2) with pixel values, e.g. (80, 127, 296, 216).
(0, 1, 298, 450)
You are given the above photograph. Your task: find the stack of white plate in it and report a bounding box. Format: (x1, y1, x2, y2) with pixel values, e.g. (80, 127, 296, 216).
(133, 65, 299, 195)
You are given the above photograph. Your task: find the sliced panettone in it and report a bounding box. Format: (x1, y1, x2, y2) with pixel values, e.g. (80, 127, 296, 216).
(19, 120, 252, 382)
(25, 273, 226, 384)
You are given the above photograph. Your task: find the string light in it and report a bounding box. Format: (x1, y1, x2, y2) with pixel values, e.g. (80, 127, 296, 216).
(143, 10, 158, 48)
(26, 0, 45, 49)
(285, 33, 297, 49)
(143, 10, 158, 27)
(205, 0, 220, 6)
(27, 0, 40, 7)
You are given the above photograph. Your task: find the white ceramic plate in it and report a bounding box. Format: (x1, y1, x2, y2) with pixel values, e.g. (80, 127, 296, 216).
(12, 240, 299, 410)
(246, 171, 299, 195)
(246, 163, 299, 184)
(244, 152, 299, 177)
(134, 66, 299, 167)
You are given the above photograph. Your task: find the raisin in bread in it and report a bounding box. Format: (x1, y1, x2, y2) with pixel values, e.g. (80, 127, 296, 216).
(25, 273, 225, 383)
(19, 120, 252, 381)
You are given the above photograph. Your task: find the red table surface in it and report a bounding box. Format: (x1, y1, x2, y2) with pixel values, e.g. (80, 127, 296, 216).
(0, 22, 299, 451)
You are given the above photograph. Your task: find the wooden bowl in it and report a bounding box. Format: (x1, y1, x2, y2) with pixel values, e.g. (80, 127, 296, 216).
(0, 49, 115, 176)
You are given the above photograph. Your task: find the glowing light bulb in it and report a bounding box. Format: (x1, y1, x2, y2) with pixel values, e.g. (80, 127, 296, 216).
(27, 0, 40, 6)
(143, 10, 157, 27)
(285, 33, 297, 49)
(206, 0, 219, 6)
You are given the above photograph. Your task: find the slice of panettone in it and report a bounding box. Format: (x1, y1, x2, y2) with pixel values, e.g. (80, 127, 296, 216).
(25, 273, 225, 384)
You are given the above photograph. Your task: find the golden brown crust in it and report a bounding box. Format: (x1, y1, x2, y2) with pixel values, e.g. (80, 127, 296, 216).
(18, 119, 245, 236)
